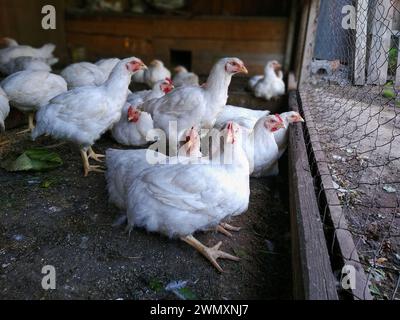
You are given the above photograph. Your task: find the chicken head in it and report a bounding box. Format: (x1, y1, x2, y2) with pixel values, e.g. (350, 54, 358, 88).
(127, 106, 141, 123)
(225, 58, 248, 75)
(160, 78, 174, 94)
(264, 115, 285, 132)
(126, 59, 147, 73)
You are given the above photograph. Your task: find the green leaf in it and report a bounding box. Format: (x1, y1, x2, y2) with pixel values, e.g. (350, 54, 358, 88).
(40, 180, 54, 189)
(149, 279, 163, 293)
(1, 148, 63, 172)
(177, 287, 197, 300)
(382, 88, 396, 99)
(369, 283, 382, 297)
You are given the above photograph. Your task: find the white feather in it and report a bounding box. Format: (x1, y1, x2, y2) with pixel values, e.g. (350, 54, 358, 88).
(1, 70, 67, 113)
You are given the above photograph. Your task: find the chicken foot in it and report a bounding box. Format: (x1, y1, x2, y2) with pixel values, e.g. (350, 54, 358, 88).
(181, 235, 239, 272)
(220, 222, 241, 232)
(214, 223, 242, 237)
(16, 113, 35, 135)
(80, 149, 105, 177)
(87, 146, 105, 163)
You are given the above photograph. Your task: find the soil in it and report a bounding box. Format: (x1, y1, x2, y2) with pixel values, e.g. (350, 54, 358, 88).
(0, 80, 292, 300)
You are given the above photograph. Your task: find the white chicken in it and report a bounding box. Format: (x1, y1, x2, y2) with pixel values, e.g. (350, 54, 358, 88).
(214, 105, 270, 130)
(106, 127, 202, 211)
(173, 65, 200, 87)
(0, 37, 19, 48)
(31, 57, 147, 176)
(1, 70, 67, 133)
(131, 68, 146, 84)
(125, 122, 249, 271)
(0, 86, 10, 132)
(241, 114, 285, 177)
(249, 60, 285, 100)
(143, 59, 171, 87)
(112, 79, 174, 146)
(111, 104, 154, 147)
(274, 111, 304, 158)
(0, 42, 56, 67)
(95, 58, 120, 77)
(140, 57, 248, 153)
(127, 78, 174, 107)
(60, 62, 107, 89)
(0, 56, 57, 75)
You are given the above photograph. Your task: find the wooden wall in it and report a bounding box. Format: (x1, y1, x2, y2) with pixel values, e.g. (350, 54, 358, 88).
(66, 15, 289, 74)
(0, 0, 68, 62)
(66, 0, 291, 17)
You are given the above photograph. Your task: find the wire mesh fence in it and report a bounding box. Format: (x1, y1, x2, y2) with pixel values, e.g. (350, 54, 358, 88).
(299, 0, 400, 300)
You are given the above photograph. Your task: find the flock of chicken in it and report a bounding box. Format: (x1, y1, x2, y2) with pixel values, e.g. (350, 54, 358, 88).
(0, 38, 303, 272)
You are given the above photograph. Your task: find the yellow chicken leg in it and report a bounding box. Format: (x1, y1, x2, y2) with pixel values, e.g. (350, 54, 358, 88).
(88, 146, 105, 163)
(181, 235, 239, 272)
(215, 223, 241, 238)
(220, 222, 241, 232)
(16, 113, 35, 135)
(80, 149, 105, 177)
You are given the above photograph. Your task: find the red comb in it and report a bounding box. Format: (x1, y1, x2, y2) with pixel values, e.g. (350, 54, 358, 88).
(165, 77, 173, 84)
(128, 105, 135, 113)
(275, 114, 283, 123)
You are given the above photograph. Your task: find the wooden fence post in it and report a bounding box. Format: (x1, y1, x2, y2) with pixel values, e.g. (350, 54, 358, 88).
(354, 0, 369, 85)
(367, 0, 394, 85)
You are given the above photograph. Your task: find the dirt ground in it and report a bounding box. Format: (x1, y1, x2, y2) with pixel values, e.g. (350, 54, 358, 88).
(304, 85, 400, 300)
(0, 81, 292, 300)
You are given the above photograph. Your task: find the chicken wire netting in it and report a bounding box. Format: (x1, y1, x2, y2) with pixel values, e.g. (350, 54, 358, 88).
(299, 0, 400, 300)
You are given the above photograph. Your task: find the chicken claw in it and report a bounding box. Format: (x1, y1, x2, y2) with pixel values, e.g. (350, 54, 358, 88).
(216, 225, 233, 237)
(215, 222, 241, 237)
(181, 235, 239, 272)
(80, 149, 105, 176)
(220, 222, 241, 232)
(88, 147, 105, 163)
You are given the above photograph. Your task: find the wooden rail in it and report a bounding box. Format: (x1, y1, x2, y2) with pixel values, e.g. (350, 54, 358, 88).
(288, 89, 338, 300)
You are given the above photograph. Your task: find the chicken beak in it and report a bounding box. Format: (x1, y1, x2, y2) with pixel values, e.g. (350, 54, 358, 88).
(140, 62, 148, 70)
(297, 115, 305, 123)
(240, 65, 249, 74)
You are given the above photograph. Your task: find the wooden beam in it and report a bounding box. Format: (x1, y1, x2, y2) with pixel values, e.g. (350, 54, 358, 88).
(284, 0, 299, 72)
(353, 0, 369, 85)
(288, 90, 338, 300)
(367, 0, 394, 85)
(66, 16, 288, 42)
(299, 0, 321, 88)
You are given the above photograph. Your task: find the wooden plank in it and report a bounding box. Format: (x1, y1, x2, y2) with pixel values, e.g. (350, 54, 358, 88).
(353, 0, 369, 85)
(367, 0, 394, 85)
(288, 90, 338, 300)
(299, 89, 373, 300)
(66, 32, 154, 60)
(294, 0, 311, 83)
(396, 38, 400, 86)
(0, 0, 68, 63)
(299, 0, 321, 87)
(66, 32, 284, 73)
(284, 0, 299, 72)
(65, 16, 288, 41)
